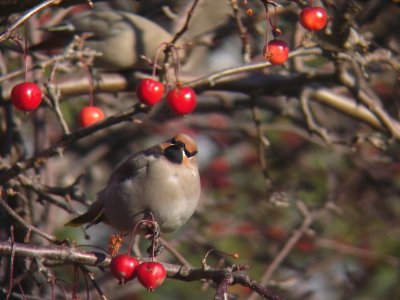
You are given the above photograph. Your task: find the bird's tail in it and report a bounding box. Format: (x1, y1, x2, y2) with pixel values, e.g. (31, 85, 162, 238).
(65, 200, 104, 227)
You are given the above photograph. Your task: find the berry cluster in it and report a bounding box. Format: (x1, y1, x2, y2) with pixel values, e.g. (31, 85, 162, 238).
(135, 42, 197, 115)
(109, 254, 167, 291)
(109, 219, 167, 292)
(136, 78, 197, 115)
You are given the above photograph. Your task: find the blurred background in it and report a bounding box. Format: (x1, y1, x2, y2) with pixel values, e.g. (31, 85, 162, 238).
(1, 0, 400, 299)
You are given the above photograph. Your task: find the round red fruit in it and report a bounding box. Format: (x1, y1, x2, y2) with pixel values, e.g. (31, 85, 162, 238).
(299, 7, 328, 31)
(264, 39, 289, 65)
(137, 262, 167, 291)
(136, 78, 165, 106)
(79, 106, 105, 127)
(11, 82, 42, 111)
(110, 254, 139, 284)
(167, 87, 197, 115)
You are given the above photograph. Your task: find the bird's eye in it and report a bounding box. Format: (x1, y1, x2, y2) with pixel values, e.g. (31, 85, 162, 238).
(165, 145, 183, 164)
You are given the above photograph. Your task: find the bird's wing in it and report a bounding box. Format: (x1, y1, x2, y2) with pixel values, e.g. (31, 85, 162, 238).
(108, 146, 161, 183)
(64, 197, 105, 227)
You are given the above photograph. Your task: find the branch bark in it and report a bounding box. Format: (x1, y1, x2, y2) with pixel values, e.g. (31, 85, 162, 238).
(0, 240, 286, 300)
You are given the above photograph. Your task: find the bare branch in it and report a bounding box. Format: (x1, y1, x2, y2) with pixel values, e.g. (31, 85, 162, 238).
(0, 0, 64, 43)
(300, 88, 335, 144)
(229, 0, 252, 63)
(0, 197, 59, 243)
(170, 0, 202, 45)
(0, 104, 150, 184)
(0, 241, 286, 300)
(247, 200, 331, 300)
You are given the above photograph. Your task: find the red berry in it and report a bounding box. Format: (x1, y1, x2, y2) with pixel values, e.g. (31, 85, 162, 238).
(299, 7, 328, 31)
(296, 236, 316, 252)
(167, 87, 197, 115)
(110, 254, 139, 284)
(136, 78, 165, 106)
(137, 262, 167, 291)
(79, 105, 105, 127)
(11, 82, 42, 111)
(264, 39, 289, 65)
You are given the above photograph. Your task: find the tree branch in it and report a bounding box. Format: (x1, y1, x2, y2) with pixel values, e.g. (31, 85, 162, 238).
(0, 0, 64, 43)
(0, 197, 59, 243)
(0, 104, 149, 184)
(0, 240, 286, 300)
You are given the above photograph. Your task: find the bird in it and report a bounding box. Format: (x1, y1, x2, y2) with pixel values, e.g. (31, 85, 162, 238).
(31, 2, 234, 72)
(66, 133, 201, 233)
(32, 10, 176, 70)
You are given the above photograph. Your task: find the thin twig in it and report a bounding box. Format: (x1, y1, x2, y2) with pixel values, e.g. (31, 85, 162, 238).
(78, 264, 108, 300)
(0, 197, 59, 243)
(160, 237, 192, 267)
(17, 174, 77, 214)
(34, 257, 56, 287)
(250, 100, 275, 196)
(187, 47, 323, 87)
(246, 200, 329, 300)
(317, 238, 400, 268)
(170, 0, 202, 45)
(45, 82, 71, 134)
(0, 104, 150, 183)
(0, 48, 101, 84)
(6, 226, 16, 300)
(338, 61, 400, 139)
(300, 88, 334, 144)
(0, 0, 64, 43)
(229, 0, 252, 63)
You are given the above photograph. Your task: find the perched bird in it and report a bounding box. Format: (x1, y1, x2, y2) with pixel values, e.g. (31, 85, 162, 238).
(31, 2, 234, 71)
(66, 133, 201, 233)
(33, 10, 175, 70)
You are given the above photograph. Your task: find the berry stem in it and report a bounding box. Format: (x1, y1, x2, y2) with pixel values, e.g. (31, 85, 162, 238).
(201, 248, 239, 269)
(81, 59, 94, 107)
(268, 3, 277, 30)
(126, 217, 158, 257)
(170, 46, 181, 86)
(127, 221, 142, 257)
(23, 24, 28, 82)
(262, 1, 270, 52)
(152, 42, 168, 78)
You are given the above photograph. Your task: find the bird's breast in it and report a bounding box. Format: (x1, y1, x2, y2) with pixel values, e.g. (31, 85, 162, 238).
(143, 159, 201, 231)
(102, 156, 200, 232)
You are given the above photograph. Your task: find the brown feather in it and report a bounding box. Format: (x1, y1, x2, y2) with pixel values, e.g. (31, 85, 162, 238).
(64, 200, 104, 227)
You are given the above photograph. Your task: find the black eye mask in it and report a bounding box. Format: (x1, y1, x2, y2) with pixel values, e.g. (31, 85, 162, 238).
(185, 149, 198, 158)
(165, 144, 184, 164)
